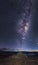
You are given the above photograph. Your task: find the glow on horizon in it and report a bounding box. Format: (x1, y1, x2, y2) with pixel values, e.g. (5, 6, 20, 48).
(13, 48, 38, 52)
(1, 47, 38, 52)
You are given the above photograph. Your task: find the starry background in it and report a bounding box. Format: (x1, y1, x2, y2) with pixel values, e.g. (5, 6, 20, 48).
(0, 0, 38, 50)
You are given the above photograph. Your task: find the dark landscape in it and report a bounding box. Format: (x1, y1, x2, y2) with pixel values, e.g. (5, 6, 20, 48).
(0, 50, 38, 65)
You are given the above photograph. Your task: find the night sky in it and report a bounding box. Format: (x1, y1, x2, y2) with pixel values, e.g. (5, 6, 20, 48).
(0, 0, 38, 50)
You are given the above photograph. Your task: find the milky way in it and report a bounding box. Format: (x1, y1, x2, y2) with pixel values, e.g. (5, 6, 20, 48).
(16, 0, 32, 50)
